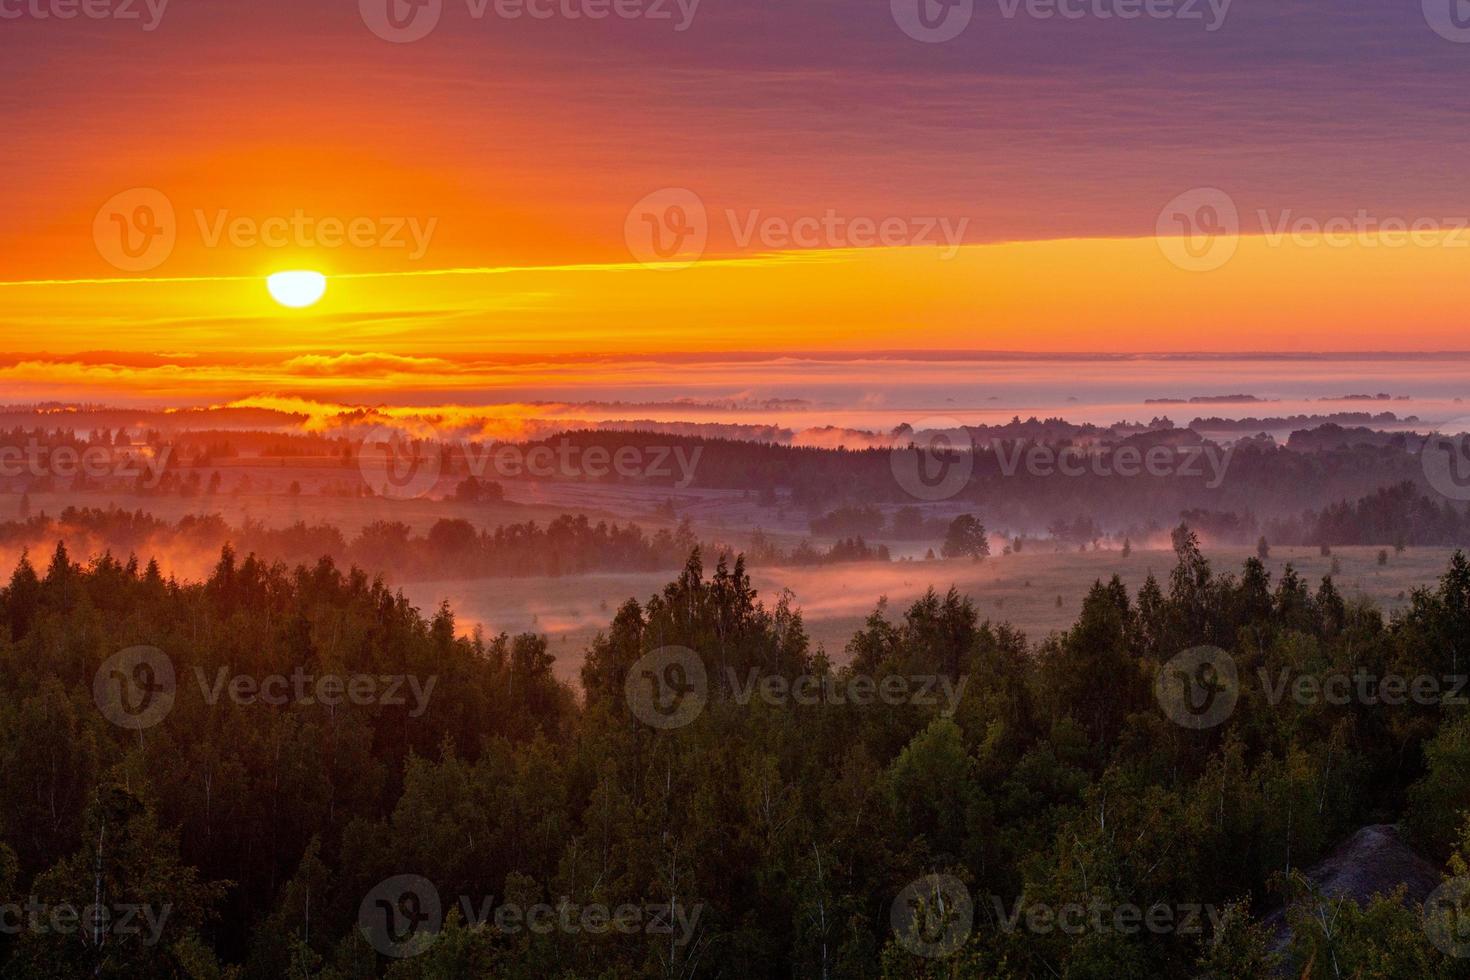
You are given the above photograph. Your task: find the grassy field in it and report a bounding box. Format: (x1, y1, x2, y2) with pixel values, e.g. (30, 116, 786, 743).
(8, 485, 1457, 683)
(13, 486, 667, 536)
(403, 545, 1458, 682)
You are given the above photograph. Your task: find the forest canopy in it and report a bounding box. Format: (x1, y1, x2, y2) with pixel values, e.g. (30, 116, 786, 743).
(2, 532, 1470, 976)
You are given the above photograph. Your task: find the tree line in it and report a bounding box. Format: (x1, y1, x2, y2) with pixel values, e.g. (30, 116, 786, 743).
(2, 528, 1470, 974)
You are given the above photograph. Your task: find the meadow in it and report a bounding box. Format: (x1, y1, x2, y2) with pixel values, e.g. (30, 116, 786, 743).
(405, 544, 1456, 681)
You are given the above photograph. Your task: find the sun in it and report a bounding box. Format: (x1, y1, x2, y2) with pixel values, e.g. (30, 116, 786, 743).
(266, 270, 327, 309)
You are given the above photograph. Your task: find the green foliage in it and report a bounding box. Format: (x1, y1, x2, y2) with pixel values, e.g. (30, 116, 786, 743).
(1280, 873, 1446, 979)
(1195, 899, 1280, 978)
(1407, 714, 1470, 854)
(2, 542, 1470, 977)
(941, 515, 990, 561)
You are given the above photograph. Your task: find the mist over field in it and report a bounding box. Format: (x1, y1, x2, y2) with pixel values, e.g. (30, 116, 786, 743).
(4, 396, 1470, 677)
(11, 0, 1470, 972)
(8, 398, 1470, 977)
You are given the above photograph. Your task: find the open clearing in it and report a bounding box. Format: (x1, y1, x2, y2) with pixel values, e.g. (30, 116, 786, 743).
(404, 545, 1457, 682)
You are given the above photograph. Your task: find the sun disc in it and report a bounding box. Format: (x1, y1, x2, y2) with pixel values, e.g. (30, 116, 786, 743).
(266, 271, 327, 308)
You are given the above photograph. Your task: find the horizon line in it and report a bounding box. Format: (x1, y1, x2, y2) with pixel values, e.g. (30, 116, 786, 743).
(2, 348, 1470, 364)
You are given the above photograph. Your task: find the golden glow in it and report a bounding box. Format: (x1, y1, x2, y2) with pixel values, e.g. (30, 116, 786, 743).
(4, 235, 1470, 377)
(266, 271, 327, 309)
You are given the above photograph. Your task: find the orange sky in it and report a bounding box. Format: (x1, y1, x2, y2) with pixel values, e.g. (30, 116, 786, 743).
(3, 0, 1469, 397)
(2, 237, 1468, 372)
